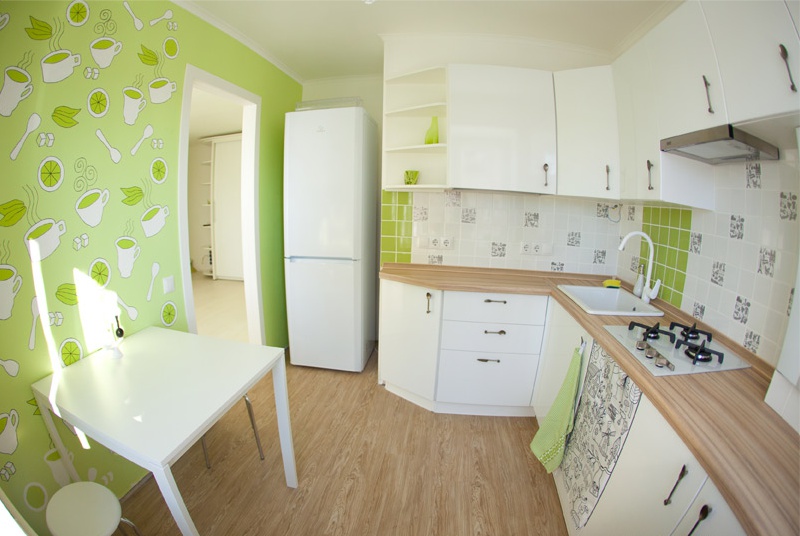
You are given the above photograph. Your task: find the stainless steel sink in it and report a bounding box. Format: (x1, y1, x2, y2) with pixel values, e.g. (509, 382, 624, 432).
(557, 284, 664, 317)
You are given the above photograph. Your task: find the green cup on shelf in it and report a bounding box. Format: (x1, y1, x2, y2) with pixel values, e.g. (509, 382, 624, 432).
(404, 170, 419, 185)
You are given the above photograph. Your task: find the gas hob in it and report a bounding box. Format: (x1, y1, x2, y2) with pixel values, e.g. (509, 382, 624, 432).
(604, 321, 751, 377)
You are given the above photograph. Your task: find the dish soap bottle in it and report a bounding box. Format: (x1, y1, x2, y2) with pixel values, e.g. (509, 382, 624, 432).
(633, 264, 645, 297)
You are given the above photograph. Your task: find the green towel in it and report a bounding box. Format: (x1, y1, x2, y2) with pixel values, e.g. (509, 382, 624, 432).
(530, 347, 583, 473)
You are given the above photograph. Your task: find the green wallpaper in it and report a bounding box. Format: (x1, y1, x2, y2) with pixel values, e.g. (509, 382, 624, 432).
(641, 206, 691, 307)
(0, 1, 300, 532)
(380, 190, 413, 265)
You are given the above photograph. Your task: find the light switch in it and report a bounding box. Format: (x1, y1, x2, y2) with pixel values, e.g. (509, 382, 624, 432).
(162, 275, 174, 294)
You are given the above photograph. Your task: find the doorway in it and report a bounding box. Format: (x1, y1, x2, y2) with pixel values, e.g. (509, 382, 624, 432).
(178, 65, 266, 345)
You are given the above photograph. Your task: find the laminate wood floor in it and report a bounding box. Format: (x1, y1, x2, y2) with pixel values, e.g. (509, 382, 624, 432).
(118, 349, 567, 536)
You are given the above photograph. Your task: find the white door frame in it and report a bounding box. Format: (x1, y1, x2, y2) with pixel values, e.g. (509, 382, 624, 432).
(178, 64, 266, 345)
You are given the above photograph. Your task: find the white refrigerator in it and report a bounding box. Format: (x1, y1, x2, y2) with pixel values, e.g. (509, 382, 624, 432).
(283, 106, 378, 372)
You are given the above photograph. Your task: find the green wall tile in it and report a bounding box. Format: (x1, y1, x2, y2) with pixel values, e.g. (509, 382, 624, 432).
(640, 204, 692, 308)
(380, 189, 413, 265)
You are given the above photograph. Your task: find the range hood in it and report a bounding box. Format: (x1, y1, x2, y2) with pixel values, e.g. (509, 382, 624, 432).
(660, 124, 779, 165)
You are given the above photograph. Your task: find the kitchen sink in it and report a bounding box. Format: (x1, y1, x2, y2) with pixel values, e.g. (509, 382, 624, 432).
(557, 284, 664, 317)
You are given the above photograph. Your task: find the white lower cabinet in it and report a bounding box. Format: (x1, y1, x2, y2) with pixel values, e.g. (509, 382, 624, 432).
(378, 281, 548, 415)
(554, 393, 709, 536)
(670, 478, 745, 536)
(378, 279, 442, 405)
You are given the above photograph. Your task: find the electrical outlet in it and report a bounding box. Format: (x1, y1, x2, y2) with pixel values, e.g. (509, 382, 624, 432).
(430, 237, 441, 249)
(520, 242, 553, 255)
(440, 236, 455, 250)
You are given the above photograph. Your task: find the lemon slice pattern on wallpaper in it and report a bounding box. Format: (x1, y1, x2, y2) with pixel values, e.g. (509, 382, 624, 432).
(161, 301, 176, 326)
(150, 157, 167, 184)
(59, 338, 83, 366)
(89, 258, 111, 287)
(87, 88, 108, 118)
(66, 1, 89, 27)
(38, 157, 64, 192)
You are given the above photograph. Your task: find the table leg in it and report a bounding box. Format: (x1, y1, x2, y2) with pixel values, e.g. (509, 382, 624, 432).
(152, 466, 200, 536)
(32, 390, 80, 483)
(272, 357, 298, 487)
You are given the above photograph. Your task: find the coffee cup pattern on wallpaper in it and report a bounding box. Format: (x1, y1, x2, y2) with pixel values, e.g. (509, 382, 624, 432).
(2, 4, 189, 528)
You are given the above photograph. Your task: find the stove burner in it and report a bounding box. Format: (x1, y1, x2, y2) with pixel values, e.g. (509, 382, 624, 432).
(676, 339, 724, 366)
(628, 321, 676, 343)
(669, 321, 712, 344)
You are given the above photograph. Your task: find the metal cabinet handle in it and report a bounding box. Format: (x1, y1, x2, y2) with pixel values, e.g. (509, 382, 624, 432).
(663, 465, 688, 505)
(702, 75, 714, 113)
(687, 504, 711, 536)
(477, 358, 501, 363)
(425, 292, 432, 314)
(779, 44, 798, 92)
(605, 164, 610, 191)
(484, 330, 507, 335)
(543, 163, 549, 187)
(483, 299, 507, 304)
(646, 159, 654, 190)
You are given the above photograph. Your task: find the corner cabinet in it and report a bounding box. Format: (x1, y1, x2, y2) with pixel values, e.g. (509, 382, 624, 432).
(378, 279, 548, 416)
(448, 64, 557, 194)
(382, 67, 448, 190)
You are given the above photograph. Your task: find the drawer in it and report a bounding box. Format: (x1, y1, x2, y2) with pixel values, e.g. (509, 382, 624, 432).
(443, 291, 548, 324)
(436, 350, 539, 406)
(441, 320, 544, 354)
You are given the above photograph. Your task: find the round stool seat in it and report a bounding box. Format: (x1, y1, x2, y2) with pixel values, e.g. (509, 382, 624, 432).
(46, 482, 122, 536)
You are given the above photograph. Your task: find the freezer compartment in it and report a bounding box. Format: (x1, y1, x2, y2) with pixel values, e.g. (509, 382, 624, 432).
(284, 258, 375, 372)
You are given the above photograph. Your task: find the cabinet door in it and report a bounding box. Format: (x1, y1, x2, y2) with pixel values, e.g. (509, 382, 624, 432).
(554, 394, 708, 536)
(554, 66, 621, 199)
(533, 300, 593, 417)
(613, 40, 661, 201)
(702, 0, 800, 123)
(378, 279, 441, 401)
(670, 478, 745, 536)
(648, 1, 728, 139)
(448, 64, 556, 194)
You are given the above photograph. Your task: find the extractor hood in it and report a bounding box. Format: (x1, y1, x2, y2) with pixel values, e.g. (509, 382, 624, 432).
(660, 124, 779, 165)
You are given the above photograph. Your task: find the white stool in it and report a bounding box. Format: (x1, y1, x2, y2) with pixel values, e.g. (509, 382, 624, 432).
(46, 481, 142, 536)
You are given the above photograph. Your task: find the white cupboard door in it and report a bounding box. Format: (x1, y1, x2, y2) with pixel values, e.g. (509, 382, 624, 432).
(554, 66, 621, 199)
(448, 64, 556, 194)
(378, 279, 441, 402)
(212, 138, 244, 280)
(554, 395, 708, 536)
(702, 0, 800, 123)
(648, 1, 728, 139)
(670, 478, 746, 536)
(613, 40, 661, 201)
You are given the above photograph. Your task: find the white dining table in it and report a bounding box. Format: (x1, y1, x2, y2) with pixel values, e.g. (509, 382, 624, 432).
(31, 326, 298, 536)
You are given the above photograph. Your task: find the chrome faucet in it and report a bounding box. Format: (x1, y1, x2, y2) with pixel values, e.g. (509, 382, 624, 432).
(619, 231, 661, 304)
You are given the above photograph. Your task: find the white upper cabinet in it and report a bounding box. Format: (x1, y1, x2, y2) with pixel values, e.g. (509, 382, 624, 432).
(647, 1, 728, 138)
(554, 65, 621, 199)
(448, 64, 557, 194)
(702, 0, 800, 123)
(613, 40, 662, 202)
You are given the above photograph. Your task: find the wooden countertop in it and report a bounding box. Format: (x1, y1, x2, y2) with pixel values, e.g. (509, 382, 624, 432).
(380, 263, 800, 536)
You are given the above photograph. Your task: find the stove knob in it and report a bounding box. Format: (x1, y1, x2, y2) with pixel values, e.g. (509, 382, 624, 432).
(645, 347, 659, 359)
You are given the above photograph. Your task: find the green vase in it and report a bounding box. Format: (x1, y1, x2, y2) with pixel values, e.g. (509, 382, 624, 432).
(424, 116, 439, 145)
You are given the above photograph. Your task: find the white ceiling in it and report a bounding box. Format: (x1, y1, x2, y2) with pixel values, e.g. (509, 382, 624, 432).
(178, 0, 680, 82)
(189, 87, 243, 141)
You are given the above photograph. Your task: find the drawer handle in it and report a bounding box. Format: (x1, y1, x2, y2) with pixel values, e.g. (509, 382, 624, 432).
(663, 464, 688, 505)
(687, 504, 711, 536)
(484, 330, 506, 335)
(483, 299, 507, 304)
(426, 292, 432, 314)
(477, 358, 501, 363)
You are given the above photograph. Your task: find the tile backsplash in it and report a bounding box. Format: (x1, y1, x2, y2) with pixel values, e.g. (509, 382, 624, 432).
(380, 151, 798, 367)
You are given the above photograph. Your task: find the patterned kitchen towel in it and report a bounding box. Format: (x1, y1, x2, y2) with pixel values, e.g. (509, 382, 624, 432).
(530, 347, 583, 473)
